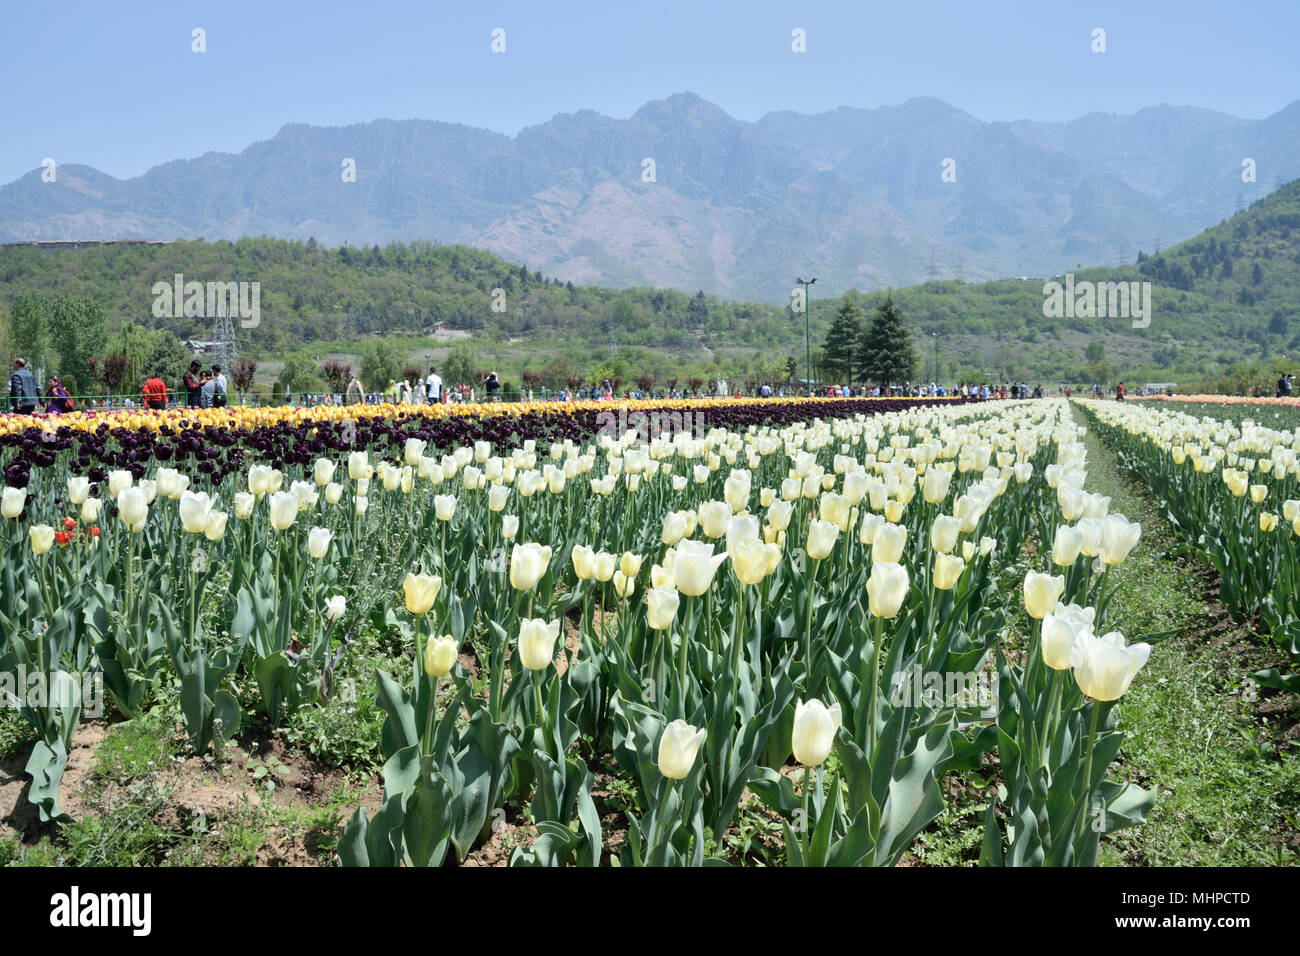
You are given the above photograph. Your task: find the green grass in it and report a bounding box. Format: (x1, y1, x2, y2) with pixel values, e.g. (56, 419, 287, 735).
(0, 709, 37, 761)
(92, 713, 179, 787)
(1079, 406, 1300, 865)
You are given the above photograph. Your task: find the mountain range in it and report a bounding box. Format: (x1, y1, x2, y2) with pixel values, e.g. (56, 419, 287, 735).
(3, 92, 1299, 300)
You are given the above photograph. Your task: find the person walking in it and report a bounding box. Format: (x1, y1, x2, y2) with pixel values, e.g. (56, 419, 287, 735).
(142, 371, 168, 410)
(344, 371, 364, 406)
(1116, 381, 1126, 402)
(426, 366, 442, 404)
(8, 358, 38, 415)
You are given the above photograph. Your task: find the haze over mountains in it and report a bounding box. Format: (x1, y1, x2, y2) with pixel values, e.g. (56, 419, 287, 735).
(3, 92, 1298, 301)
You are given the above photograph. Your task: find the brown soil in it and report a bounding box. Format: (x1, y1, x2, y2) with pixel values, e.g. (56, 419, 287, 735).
(1, 718, 383, 866)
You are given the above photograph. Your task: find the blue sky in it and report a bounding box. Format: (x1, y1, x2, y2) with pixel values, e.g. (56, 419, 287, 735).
(2, 0, 1297, 185)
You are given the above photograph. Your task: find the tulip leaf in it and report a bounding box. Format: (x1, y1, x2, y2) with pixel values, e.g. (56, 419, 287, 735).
(403, 759, 454, 867)
(24, 738, 71, 823)
(1097, 779, 1156, 833)
(447, 742, 491, 858)
(338, 807, 370, 867)
(376, 669, 419, 756)
(876, 719, 954, 865)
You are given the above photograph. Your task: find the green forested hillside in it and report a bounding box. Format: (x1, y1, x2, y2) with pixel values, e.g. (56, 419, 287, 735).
(1, 180, 1297, 391)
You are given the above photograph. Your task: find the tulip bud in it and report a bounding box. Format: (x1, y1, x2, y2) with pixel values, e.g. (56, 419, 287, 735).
(645, 585, 680, 629)
(405, 438, 428, 469)
(698, 501, 730, 539)
(1023, 570, 1065, 619)
(268, 490, 298, 531)
(423, 634, 459, 676)
(434, 494, 457, 521)
(619, 552, 642, 578)
(657, 719, 706, 779)
(1051, 524, 1084, 566)
(510, 542, 553, 591)
(179, 490, 215, 534)
(117, 487, 149, 529)
(1099, 514, 1141, 566)
(866, 561, 909, 618)
(872, 522, 907, 564)
(806, 519, 839, 561)
(613, 569, 636, 599)
(571, 544, 596, 581)
(308, 526, 333, 559)
(502, 514, 519, 539)
(30, 524, 55, 555)
(1041, 603, 1095, 670)
(403, 572, 442, 615)
(248, 463, 274, 496)
(324, 482, 343, 505)
(930, 515, 961, 554)
(518, 618, 560, 670)
(933, 552, 965, 590)
(314, 458, 337, 486)
(767, 499, 794, 532)
(791, 698, 842, 767)
(66, 476, 90, 506)
(203, 511, 228, 542)
(922, 467, 952, 504)
(107, 470, 133, 499)
(2, 486, 25, 519)
(593, 550, 616, 582)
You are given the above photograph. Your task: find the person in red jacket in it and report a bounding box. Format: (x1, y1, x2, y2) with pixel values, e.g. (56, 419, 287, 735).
(1116, 381, 1126, 402)
(142, 372, 168, 410)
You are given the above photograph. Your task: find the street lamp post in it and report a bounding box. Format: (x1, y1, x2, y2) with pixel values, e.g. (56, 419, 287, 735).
(931, 331, 939, 389)
(796, 276, 817, 396)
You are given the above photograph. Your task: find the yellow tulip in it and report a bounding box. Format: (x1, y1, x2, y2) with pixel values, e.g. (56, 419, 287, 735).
(404, 572, 442, 615)
(933, 552, 965, 590)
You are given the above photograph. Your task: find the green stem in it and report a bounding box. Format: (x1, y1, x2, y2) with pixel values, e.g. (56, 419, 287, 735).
(731, 586, 747, 686)
(533, 671, 546, 748)
(1075, 700, 1103, 856)
(800, 764, 812, 862)
(867, 616, 882, 754)
(677, 597, 691, 716)
(804, 558, 817, 690)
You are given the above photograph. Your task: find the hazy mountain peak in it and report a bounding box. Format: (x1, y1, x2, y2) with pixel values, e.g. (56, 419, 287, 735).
(1, 94, 1297, 299)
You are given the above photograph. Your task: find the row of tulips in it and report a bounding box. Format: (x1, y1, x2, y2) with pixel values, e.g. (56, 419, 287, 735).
(1078, 398, 1300, 692)
(0, 396, 1155, 865)
(0, 395, 967, 497)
